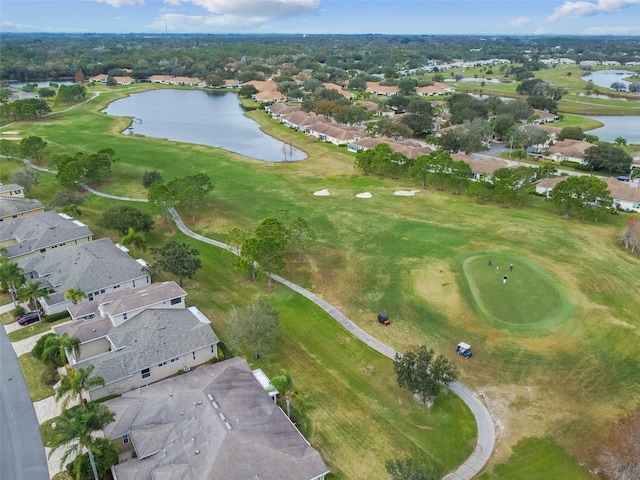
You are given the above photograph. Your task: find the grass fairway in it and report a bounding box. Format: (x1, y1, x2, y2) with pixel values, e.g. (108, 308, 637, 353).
(461, 253, 574, 332)
(479, 437, 593, 480)
(8, 85, 640, 478)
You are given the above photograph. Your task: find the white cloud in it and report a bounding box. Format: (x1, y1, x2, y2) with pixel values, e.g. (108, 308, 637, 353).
(508, 16, 531, 27)
(0, 19, 39, 32)
(152, 0, 320, 32)
(548, 0, 640, 21)
(96, 0, 145, 7)
(583, 25, 640, 34)
(163, 0, 319, 20)
(534, 26, 550, 34)
(150, 13, 268, 32)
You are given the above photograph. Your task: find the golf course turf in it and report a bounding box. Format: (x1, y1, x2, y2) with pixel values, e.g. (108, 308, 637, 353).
(461, 253, 575, 333)
(3, 83, 639, 479)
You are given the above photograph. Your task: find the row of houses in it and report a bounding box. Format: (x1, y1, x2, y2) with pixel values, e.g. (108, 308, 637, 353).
(3, 187, 329, 480)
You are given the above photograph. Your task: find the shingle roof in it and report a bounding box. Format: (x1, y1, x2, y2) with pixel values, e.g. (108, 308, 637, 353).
(547, 139, 594, 158)
(18, 238, 147, 307)
(73, 307, 219, 385)
(103, 357, 329, 480)
(0, 197, 44, 218)
(0, 183, 24, 195)
(0, 211, 93, 259)
(68, 281, 186, 320)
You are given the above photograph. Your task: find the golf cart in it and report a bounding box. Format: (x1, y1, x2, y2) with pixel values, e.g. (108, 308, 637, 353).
(456, 342, 472, 358)
(377, 312, 390, 326)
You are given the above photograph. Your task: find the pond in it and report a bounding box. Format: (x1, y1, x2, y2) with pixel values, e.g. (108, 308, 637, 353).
(584, 115, 640, 145)
(581, 70, 639, 91)
(103, 89, 307, 162)
(7, 81, 75, 89)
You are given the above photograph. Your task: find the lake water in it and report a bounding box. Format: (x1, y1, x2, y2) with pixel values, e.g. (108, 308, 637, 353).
(103, 89, 307, 162)
(581, 70, 639, 91)
(584, 115, 640, 144)
(7, 81, 75, 89)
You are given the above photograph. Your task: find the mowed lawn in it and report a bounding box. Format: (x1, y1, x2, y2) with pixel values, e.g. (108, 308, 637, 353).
(461, 253, 573, 332)
(7, 86, 640, 478)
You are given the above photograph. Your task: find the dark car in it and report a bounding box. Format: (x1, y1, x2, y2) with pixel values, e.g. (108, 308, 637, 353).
(17, 311, 42, 326)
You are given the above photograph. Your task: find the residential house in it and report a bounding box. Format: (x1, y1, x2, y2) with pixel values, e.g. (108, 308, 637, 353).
(281, 111, 331, 131)
(365, 82, 400, 96)
(416, 82, 455, 96)
(0, 197, 45, 222)
(348, 137, 432, 159)
(604, 177, 640, 212)
(0, 211, 93, 261)
(103, 357, 330, 480)
(147, 75, 205, 87)
(535, 176, 640, 212)
(360, 100, 395, 117)
(534, 176, 566, 196)
(305, 123, 363, 145)
(265, 102, 301, 119)
(532, 109, 559, 124)
(54, 281, 219, 401)
(113, 76, 134, 85)
(254, 90, 285, 103)
(90, 74, 109, 83)
(322, 82, 356, 99)
(223, 79, 241, 88)
(454, 153, 512, 180)
(0, 183, 25, 198)
(545, 139, 595, 165)
(18, 238, 150, 314)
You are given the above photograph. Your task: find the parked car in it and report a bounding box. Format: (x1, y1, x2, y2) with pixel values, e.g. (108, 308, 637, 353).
(456, 342, 472, 358)
(17, 311, 43, 326)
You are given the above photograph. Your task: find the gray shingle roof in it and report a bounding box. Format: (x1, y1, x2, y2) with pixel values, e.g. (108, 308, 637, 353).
(68, 281, 186, 320)
(0, 197, 44, 218)
(0, 211, 93, 259)
(18, 238, 147, 308)
(74, 308, 219, 385)
(103, 358, 329, 480)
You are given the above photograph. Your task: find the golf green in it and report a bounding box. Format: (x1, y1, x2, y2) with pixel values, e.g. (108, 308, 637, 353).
(462, 253, 573, 331)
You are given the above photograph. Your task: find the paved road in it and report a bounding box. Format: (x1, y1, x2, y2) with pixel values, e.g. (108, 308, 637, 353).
(0, 324, 50, 480)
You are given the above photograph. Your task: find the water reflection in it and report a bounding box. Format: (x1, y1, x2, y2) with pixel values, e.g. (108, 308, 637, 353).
(103, 89, 307, 162)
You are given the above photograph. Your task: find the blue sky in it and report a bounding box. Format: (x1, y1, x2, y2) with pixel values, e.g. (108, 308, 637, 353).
(1, 0, 639, 35)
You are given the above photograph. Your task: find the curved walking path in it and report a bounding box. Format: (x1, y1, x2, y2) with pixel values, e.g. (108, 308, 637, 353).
(12, 156, 496, 478)
(169, 208, 495, 479)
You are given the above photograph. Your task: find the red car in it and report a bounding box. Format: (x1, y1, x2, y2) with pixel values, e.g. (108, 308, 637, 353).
(17, 311, 43, 326)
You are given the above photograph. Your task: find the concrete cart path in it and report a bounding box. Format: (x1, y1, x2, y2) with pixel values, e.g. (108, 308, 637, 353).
(11, 157, 496, 478)
(169, 208, 496, 479)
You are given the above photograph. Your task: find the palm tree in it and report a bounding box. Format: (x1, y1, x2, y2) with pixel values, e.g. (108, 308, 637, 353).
(55, 365, 105, 410)
(121, 227, 147, 253)
(64, 288, 87, 305)
(0, 260, 24, 306)
(269, 369, 301, 419)
(42, 333, 81, 367)
(49, 402, 115, 480)
(18, 280, 49, 321)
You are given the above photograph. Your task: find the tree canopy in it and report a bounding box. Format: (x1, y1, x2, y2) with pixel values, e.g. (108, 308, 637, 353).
(549, 175, 612, 221)
(151, 241, 202, 287)
(584, 143, 632, 174)
(227, 300, 281, 360)
(98, 205, 154, 236)
(393, 345, 458, 405)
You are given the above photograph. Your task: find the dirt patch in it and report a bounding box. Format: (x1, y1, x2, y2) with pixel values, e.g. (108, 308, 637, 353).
(477, 384, 578, 465)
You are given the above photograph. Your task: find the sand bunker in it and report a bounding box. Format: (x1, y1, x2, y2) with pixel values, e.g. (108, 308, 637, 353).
(356, 192, 372, 198)
(394, 190, 420, 196)
(1, 131, 19, 135)
(313, 189, 330, 196)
